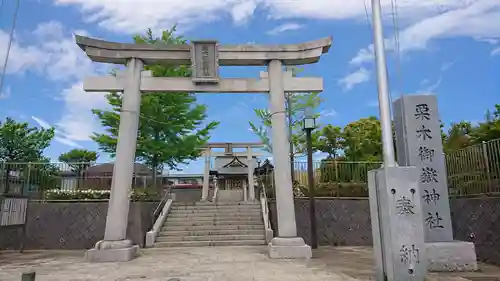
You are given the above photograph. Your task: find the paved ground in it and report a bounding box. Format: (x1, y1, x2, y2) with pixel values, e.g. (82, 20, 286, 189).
(1, 246, 499, 281)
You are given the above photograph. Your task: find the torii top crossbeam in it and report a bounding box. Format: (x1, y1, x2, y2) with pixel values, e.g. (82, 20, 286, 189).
(75, 35, 332, 66)
(203, 142, 264, 148)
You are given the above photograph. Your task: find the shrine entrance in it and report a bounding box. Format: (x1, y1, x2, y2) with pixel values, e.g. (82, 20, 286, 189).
(203, 142, 264, 202)
(76, 35, 331, 261)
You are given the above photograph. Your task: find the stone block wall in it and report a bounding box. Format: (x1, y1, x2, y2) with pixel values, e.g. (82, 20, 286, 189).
(269, 197, 500, 266)
(0, 201, 157, 250)
(450, 197, 500, 266)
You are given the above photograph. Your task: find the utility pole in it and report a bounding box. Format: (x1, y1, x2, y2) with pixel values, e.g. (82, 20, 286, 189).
(371, 0, 396, 167)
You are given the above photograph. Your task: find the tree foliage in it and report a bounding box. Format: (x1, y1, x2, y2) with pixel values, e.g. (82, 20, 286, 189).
(441, 104, 500, 152)
(249, 66, 322, 155)
(316, 125, 342, 158)
(91, 27, 219, 174)
(0, 117, 55, 162)
(0, 117, 55, 193)
(341, 116, 383, 162)
(59, 149, 99, 173)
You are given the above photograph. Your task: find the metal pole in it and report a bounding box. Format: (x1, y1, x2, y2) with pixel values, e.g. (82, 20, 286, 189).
(287, 93, 295, 183)
(482, 141, 492, 193)
(306, 128, 318, 249)
(371, 0, 396, 167)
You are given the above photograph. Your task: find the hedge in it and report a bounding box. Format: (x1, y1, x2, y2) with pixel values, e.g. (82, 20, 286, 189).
(43, 188, 161, 201)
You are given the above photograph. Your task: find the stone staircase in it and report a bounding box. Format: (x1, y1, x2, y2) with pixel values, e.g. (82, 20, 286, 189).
(154, 201, 266, 247)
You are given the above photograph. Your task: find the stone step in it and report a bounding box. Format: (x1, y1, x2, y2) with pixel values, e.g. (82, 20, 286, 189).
(171, 205, 261, 210)
(164, 220, 263, 227)
(161, 224, 264, 232)
(182, 201, 260, 206)
(153, 240, 265, 248)
(166, 216, 262, 223)
(159, 229, 264, 237)
(169, 210, 262, 216)
(156, 234, 265, 242)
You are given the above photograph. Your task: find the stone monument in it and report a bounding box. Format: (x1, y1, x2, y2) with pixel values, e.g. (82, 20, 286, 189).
(76, 35, 332, 262)
(369, 167, 428, 281)
(393, 94, 477, 271)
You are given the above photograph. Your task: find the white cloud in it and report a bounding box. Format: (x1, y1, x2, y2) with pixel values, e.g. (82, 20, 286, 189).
(0, 31, 47, 74)
(420, 76, 443, 93)
(53, 0, 476, 35)
(55, 82, 109, 142)
(350, 45, 375, 66)
(318, 109, 337, 120)
(338, 67, 370, 91)
(440, 59, 457, 71)
(351, 1, 500, 67)
(31, 116, 83, 148)
(0, 23, 96, 81)
(0, 86, 11, 99)
(231, 0, 258, 25)
(31, 116, 52, 129)
(476, 37, 499, 44)
(491, 46, 500, 56)
(3, 21, 109, 148)
(33, 20, 64, 40)
(266, 23, 304, 35)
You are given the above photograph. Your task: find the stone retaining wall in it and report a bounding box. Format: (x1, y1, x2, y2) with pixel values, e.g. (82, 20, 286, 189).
(0, 201, 157, 250)
(2, 197, 498, 267)
(269, 197, 500, 266)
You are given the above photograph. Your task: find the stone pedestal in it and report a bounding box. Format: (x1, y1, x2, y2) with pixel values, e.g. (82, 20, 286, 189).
(268, 237, 312, 259)
(426, 241, 478, 272)
(85, 240, 139, 262)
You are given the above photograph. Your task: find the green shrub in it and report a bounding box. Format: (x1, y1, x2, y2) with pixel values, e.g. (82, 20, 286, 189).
(43, 188, 161, 201)
(297, 182, 369, 197)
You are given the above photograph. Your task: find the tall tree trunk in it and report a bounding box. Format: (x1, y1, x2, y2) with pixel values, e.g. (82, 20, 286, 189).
(151, 129, 160, 190)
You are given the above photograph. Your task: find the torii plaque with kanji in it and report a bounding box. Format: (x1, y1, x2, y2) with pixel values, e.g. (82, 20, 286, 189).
(190, 40, 219, 84)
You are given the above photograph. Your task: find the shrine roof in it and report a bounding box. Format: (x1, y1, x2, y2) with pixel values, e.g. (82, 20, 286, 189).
(75, 35, 332, 66)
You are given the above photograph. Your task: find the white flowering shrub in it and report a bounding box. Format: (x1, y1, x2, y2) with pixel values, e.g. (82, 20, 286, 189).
(43, 188, 160, 201)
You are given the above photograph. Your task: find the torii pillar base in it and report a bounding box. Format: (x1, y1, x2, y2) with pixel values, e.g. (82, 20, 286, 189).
(268, 237, 312, 259)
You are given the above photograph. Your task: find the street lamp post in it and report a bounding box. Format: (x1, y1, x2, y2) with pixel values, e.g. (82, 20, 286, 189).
(303, 116, 318, 249)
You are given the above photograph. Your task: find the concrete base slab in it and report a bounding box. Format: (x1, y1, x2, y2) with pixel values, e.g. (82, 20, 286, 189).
(426, 241, 478, 272)
(268, 237, 312, 259)
(85, 245, 139, 262)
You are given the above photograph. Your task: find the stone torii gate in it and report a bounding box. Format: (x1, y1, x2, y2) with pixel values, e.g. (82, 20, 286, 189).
(76, 35, 332, 262)
(202, 142, 264, 201)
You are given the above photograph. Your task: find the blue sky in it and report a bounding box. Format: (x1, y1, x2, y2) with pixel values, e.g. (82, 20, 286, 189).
(0, 0, 499, 174)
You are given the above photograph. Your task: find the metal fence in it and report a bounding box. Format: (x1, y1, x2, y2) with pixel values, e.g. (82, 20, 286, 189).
(291, 161, 381, 197)
(0, 162, 168, 200)
(1, 139, 499, 200)
(289, 139, 500, 197)
(445, 139, 500, 196)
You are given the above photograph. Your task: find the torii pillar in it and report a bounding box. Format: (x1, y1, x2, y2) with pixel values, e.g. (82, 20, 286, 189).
(76, 35, 331, 261)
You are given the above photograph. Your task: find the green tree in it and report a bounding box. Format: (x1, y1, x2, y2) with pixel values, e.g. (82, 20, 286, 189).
(59, 149, 99, 173)
(91, 27, 219, 183)
(442, 121, 473, 152)
(317, 124, 343, 158)
(248, 65, 322, 156)
(341, 116, 383, 161)
(0, 117, 55, 193)
(469, 105, 500, 143)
